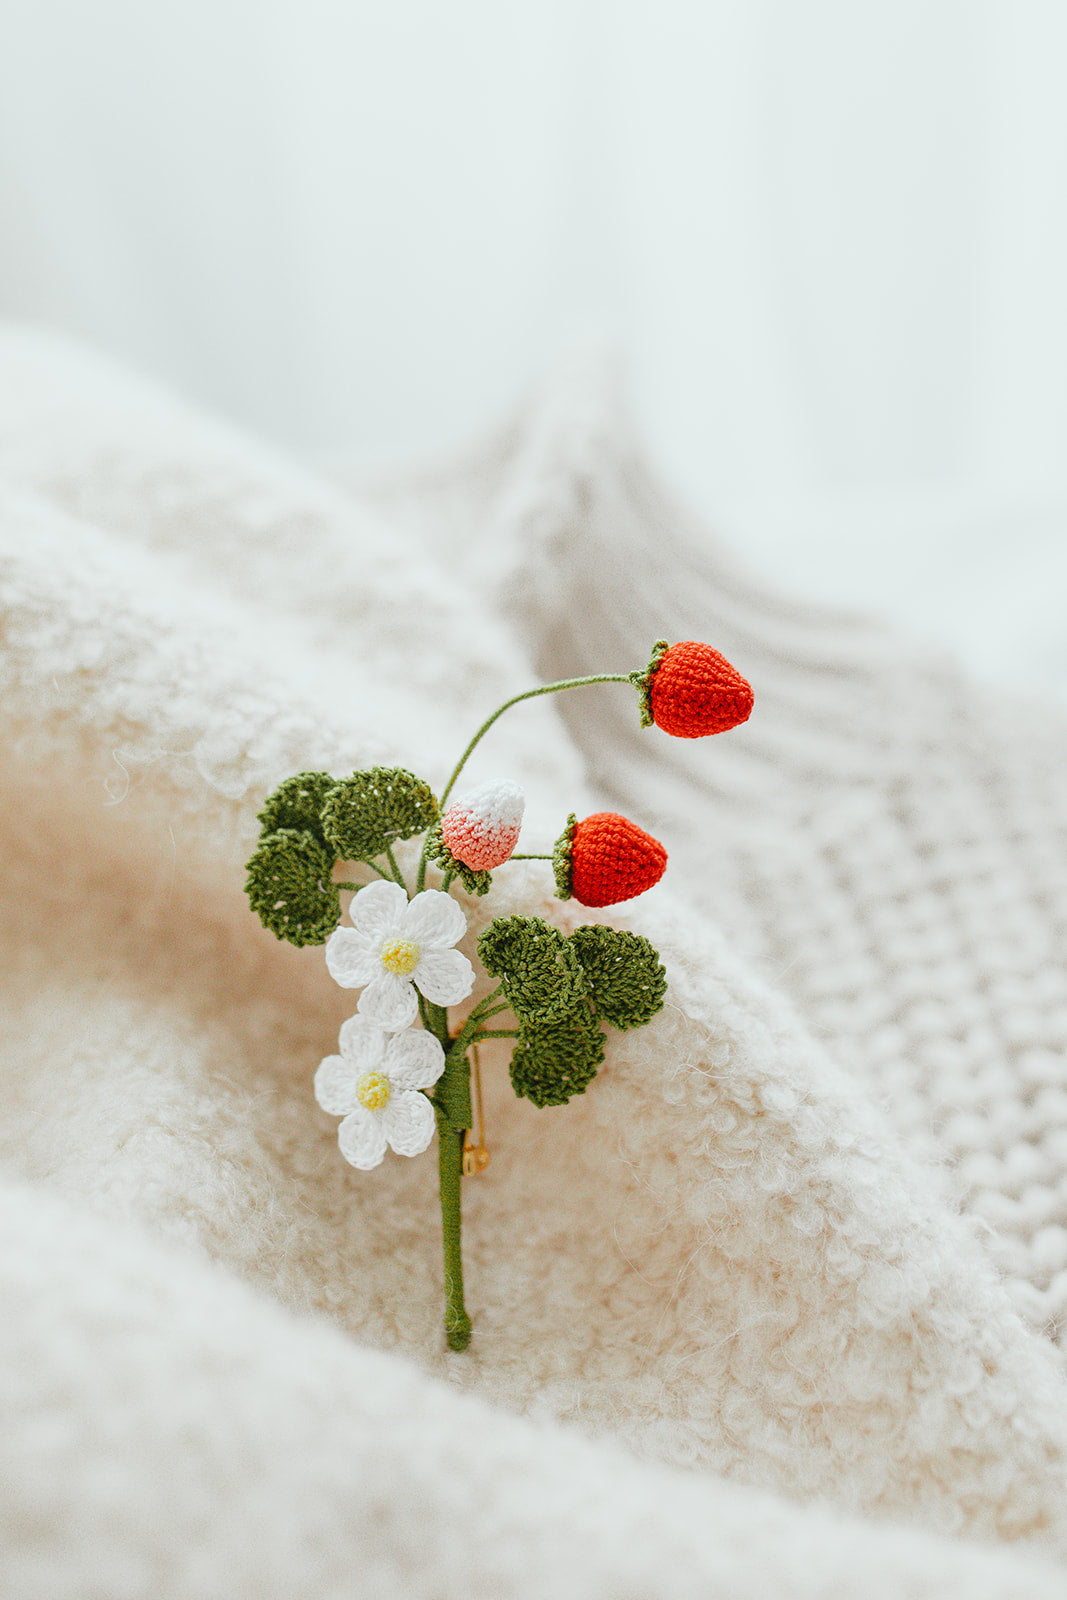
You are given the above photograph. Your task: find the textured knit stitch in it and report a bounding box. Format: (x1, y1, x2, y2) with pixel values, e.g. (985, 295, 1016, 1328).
(5, 328, 1067, 1597)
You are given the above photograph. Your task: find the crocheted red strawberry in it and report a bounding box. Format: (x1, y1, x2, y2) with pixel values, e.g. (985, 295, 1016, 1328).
(440, 779, 525, 870)
(633, 640, 753, 738)
(553, 812, 667, 908)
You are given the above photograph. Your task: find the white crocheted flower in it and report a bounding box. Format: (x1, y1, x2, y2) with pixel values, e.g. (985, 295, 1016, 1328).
(324, 880, 474, 1029)
(314, 1016, 446, 1169)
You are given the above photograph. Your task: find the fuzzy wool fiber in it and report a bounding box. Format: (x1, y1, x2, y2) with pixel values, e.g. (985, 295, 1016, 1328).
(2, 326, 1067, 1598)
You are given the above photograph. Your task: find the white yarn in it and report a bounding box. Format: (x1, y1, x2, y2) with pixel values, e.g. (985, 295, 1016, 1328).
(2, 325, 1067, 1596)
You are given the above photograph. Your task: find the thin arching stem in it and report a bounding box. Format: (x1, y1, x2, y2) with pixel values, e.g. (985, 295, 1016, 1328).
(439, 673, 632, 807)
(384, 843, 407, 890)
(417, 671, 633, 891)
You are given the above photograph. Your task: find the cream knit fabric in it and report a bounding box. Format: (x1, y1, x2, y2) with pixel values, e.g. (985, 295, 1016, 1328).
(2, 325, 1067, 1597)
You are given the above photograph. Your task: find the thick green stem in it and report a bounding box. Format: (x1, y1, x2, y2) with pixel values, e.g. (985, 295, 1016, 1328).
(436, 1115, 471, 1350)
(426, 1001, 474, 1350)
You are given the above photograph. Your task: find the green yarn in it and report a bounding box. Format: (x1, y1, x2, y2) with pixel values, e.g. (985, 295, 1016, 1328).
(478, 916, 589, 1024)
(321, 767, 438, 861)
(257, 770, 337, 846)
(569, 925, 667, 1029)
(552, 814, 577, 900)
(435, 1041, 474, 1132)
(509, 1014, 607, 1107)
(629, 639, 669, 728)
(425, 822, 492, 897)
(436, 1112, 472, 1350)
(245, 828, 341, 946)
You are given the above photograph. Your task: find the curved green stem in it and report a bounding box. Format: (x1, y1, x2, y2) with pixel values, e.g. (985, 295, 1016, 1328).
(439, 673, 632, 807)
(509, 853, 552, 861)
(417, 671, 632, 891)
(384, 843, 407, 890)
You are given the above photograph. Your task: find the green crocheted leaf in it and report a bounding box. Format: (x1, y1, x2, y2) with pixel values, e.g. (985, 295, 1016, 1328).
(321, 767, 438, 861)
(569, 925, 667, 1030)
(257, 770, 337, 848)
(629, 639, 669, 729)
(509, 1015, 607, 1108)
(478, 916, 589, 1024)
(425, 821, 493, 896)
(552, 814, 577, 900)
(245, 828, 341, 946)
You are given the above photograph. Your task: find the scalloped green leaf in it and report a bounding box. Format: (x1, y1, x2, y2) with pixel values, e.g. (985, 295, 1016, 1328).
(245, 828, 341, 946)
(508, 1015, 607, 1108)
(478, 915, 589, 1024)
(257, 771, 337, 847)
(321, 767, 438, 861)
(568, 925, 667, 1030)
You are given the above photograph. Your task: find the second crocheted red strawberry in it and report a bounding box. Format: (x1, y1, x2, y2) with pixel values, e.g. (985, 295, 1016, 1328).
(553, 812, 667, 907)
(633, 639, 753, 738)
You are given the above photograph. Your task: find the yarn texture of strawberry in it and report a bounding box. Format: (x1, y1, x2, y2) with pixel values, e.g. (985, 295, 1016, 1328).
(553, 812, 667, 908)
(440, 779, 525, 870)
(633, 639, 753, 738)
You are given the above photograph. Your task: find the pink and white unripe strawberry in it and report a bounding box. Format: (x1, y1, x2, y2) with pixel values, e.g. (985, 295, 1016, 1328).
(440, 779, 526, 871)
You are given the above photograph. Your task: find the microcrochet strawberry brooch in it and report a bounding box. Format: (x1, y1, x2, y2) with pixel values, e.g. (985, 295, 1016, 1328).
(245, 640, 752, 1349)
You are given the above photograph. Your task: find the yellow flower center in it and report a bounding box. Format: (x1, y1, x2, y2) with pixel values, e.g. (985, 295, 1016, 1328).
(356, 1071, 390, 1112)
(379, 936, 420, 977)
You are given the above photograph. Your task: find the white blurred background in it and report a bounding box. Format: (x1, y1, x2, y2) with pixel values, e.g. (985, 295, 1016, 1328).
(1, 0, 1065, 688)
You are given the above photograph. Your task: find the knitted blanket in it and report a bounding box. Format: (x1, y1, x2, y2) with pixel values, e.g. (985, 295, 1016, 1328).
(3, 325, 1067, 1598)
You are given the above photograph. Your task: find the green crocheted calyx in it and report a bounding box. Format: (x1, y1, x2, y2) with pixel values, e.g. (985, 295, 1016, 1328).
(569, 925, 667, 1029)
(425, 821, 492, 896)
(321, 767, 438, 861)
(478, 916, 589, 1023)
(552, 814, 577, 900)
(256, 770, 337, 846)
(245, 828, 341, 946)
(509, 1014, 607, 1107)
(629, 639, 669, 728)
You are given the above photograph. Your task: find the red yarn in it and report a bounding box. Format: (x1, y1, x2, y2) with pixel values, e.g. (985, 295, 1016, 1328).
(570, 813, 667, 908)
(650, 641, 753, 738)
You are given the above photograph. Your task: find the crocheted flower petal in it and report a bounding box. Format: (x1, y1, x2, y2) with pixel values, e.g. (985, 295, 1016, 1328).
(357, 973, 419, 1031)
(381, 1090, 436, 1157)
(400, 888, 467, 949)
(386, 1027, 447, 1091)
(324, 926, 378, 988)
(313, 1054, 363, 1117)
(337, 1014, 388, 1069)
(412, 947, 475, 1006)
(337, 1107, 388, 1169)
(347, 880, 408, 940)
